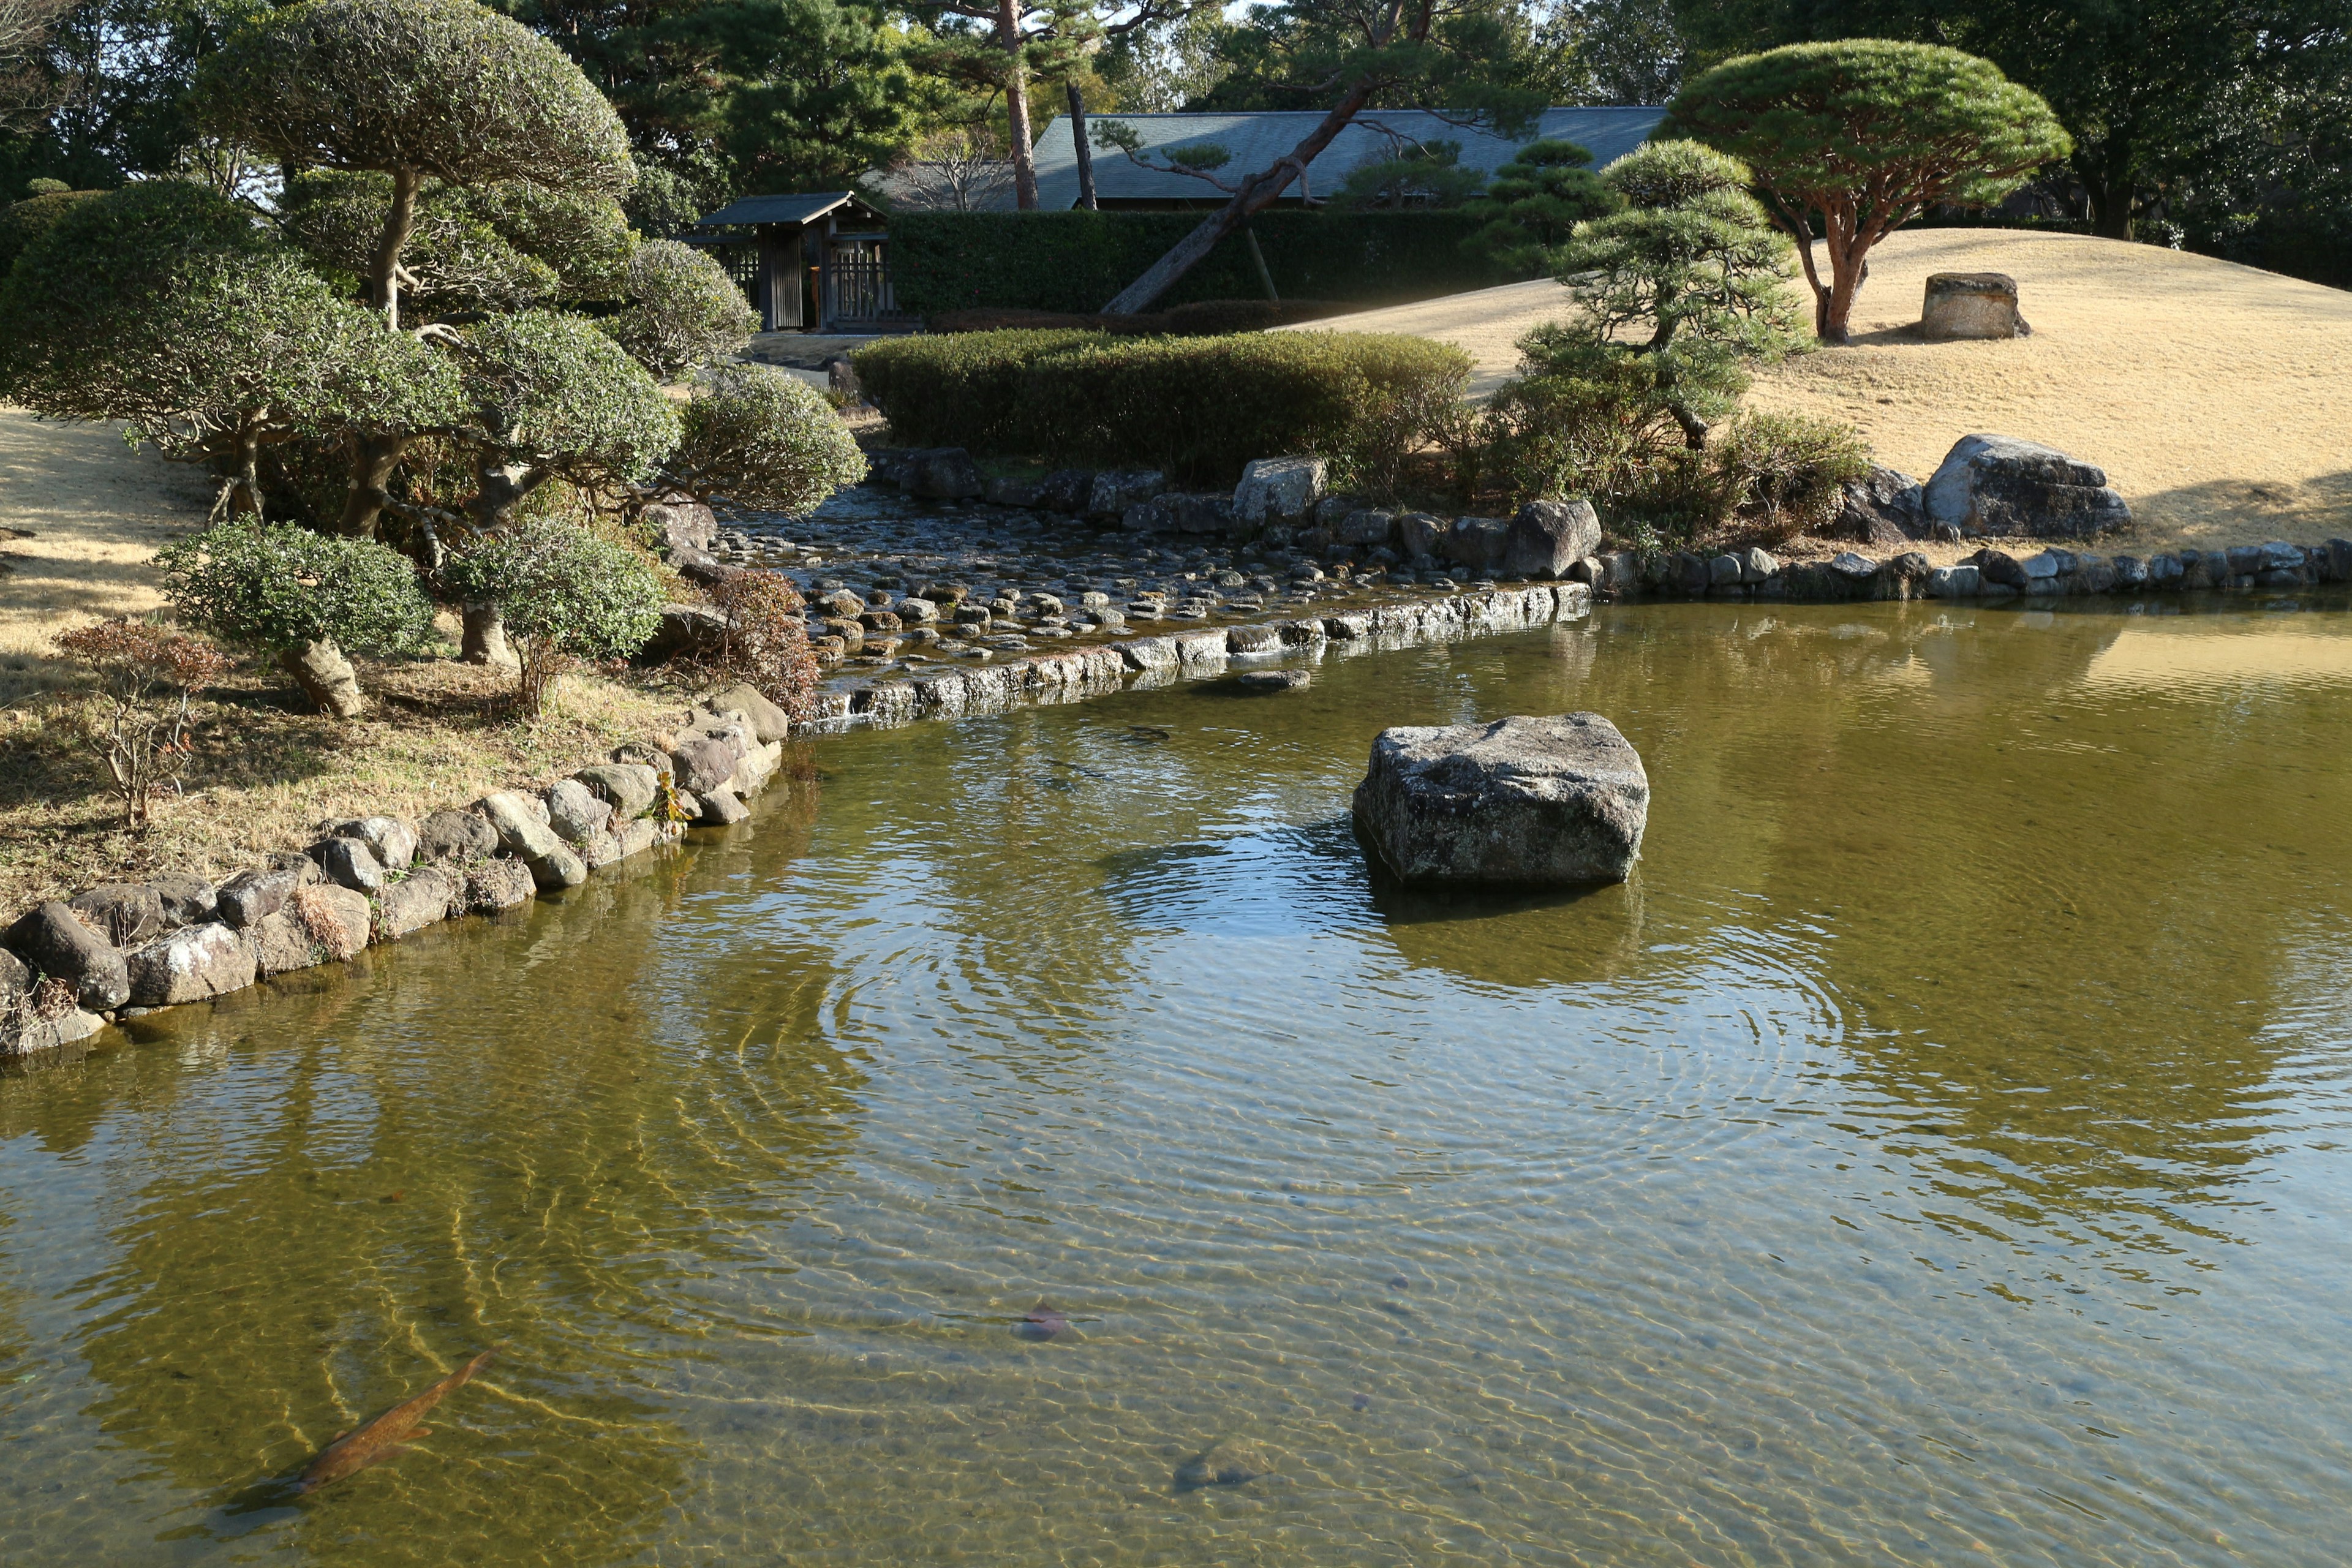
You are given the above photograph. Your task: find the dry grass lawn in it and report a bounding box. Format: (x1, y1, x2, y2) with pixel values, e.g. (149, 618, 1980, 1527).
(0, 657, 688, 921)
(1295, 229, 2352, 551)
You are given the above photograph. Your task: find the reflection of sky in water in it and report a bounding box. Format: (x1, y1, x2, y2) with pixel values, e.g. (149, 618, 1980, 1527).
(2, 597, 2352, 1564)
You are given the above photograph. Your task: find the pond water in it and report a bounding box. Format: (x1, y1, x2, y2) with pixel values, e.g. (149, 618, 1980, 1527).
(6, 595, 2352, 1566)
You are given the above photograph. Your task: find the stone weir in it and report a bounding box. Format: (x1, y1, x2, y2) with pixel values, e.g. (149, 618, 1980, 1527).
(807, 582, 1593, 728)
(0, 583, 1592, 1058)
(1588, 539, 2352, 603)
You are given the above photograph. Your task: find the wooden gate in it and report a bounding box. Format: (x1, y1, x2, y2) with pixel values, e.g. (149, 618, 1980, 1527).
(821, 235, 894, 329)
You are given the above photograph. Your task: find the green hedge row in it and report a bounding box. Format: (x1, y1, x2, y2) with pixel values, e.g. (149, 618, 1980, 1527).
(887, 210, 1517, 319)
(851, 328, 1471, 488)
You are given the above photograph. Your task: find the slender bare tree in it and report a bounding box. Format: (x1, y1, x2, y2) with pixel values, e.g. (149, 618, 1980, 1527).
(0, 0, 72, 129)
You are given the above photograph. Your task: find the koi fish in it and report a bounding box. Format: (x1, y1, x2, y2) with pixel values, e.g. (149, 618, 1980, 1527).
(1014, 1301, 1069, 1341)
(295, 1349, 495, 1494)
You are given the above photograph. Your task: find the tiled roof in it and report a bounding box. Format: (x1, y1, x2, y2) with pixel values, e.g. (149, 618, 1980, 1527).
(1025, 107, 1667, 209)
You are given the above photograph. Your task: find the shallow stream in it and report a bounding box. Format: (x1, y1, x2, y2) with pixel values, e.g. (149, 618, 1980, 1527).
(6, 595, 2352, 1564)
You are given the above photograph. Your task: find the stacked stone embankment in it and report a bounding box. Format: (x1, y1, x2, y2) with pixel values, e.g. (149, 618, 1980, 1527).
(0, 685, 796, 1056)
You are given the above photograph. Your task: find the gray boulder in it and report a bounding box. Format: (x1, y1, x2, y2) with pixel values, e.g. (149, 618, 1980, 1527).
(1352, 713, 1649, 887)
(311, 837, 383, 894)
(4, 901, 129, 1012)
(216, 867, 302, 929)
(249, 885, 372, 975)
(1127, 492, 1234, 535)
(1396, 513, 1447, 560)
(324, 815, 418, 872)
(416, 809, 499, 863)
(1336, 509, 1396, 548)
(669, 734, 741, 794)
(901, 447, 984, 499)
(377, 869, 458, 940)
(693, 786, 751, 825)
(1924, 434, 2132, 537)
(1839, 464, 1926, 545)
(576, 763, 661, 819)
(1088, 469, 1166, 521)
(982, 474, 1043, 508)
(1036, 469, 1096, 513)
(1502, 499, 1601, 579)
(707, 682, 791, 742)
(149, 873, 216, 929)
(1442, 517, 1512, 572)
(543, 778, 614, 845)
(636, 603, 730, 663)
(477, 790, 571, 883)
(0, 947, 27, 1000)
(126, 923, 255, 1008)
(67, 883, 166, 947)
(1232, 457, 1327, 526)
(462, 858, 538, 913)
(643, 493, 717, 552)
(1235, 669, 1310, 694)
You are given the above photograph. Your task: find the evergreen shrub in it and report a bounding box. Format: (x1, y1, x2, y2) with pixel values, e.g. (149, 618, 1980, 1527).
(853, 329, 1472, 487)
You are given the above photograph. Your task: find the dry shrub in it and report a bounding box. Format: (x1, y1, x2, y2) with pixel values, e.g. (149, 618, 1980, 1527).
(290, 883, 364, 961)
(704, 569, 820, 721)
(53, 620, 231, 829)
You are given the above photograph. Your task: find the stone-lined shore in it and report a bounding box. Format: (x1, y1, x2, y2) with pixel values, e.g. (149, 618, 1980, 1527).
(0, 695, 796, 1058)
(0, 581, 1596, 1058)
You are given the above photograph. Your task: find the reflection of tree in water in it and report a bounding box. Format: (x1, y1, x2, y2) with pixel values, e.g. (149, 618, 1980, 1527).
(1550, 600, 2350, 1253)
(37, 781, 873, 1564)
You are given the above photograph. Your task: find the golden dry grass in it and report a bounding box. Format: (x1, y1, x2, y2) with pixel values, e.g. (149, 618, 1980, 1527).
(0, 656, 687, 921)
(1294, 229, 2352, 551)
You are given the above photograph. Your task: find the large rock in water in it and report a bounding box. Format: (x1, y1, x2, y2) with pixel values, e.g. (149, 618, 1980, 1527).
(4, 901, 129, 1012)
(1924, 434, 2130, 537)
(1352, 713, 1648, 887)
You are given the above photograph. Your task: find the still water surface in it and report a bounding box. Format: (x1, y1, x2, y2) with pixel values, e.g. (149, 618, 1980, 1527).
(4, 597, 2352, 1565)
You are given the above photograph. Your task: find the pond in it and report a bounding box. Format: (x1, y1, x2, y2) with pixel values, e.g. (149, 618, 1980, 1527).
(5, 595, 2351, 1566)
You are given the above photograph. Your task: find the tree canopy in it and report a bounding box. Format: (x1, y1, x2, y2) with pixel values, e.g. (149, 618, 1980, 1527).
(198, 0, 634, 326)
(1666, 39, 2070, 341)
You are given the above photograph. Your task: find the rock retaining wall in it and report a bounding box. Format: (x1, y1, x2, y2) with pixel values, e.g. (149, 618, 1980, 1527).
(1585, 540, 2352, 603)
(0, 692, 802, 1061)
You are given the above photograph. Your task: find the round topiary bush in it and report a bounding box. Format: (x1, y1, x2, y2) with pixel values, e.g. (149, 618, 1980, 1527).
(663, 361, 867, 514)
(438, 518, 664, 716)
(155, 519, 439, 717)
(602, 239, 758, 382)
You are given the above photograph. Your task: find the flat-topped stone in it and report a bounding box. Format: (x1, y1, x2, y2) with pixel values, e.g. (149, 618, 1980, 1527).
(1921, 272, 2027, 340)
(1352, 712, 1648, 888)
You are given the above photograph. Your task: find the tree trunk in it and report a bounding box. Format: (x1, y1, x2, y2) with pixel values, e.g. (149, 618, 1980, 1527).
(280, 639, 367, 719)
(223, 420, 266, 519)
(1068, 82, 1096, 210)
(369, 167, 421, 331)
(336, 431, 407, 539)
(1102, 85, 1373, 315)
(999, 0, 1038, 211)
(461, 603, 518, 669)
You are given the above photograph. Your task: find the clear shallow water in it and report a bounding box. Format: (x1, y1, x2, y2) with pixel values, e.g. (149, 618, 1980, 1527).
(6, 597, 2352, 1565)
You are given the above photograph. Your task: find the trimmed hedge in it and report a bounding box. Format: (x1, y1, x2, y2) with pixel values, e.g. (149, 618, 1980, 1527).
(888, 210, 1516, 320)
(852, 328, 1471, 487)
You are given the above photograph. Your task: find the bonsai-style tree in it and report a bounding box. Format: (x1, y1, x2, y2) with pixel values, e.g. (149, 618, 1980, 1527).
(437, 518, 665, 717)
(0, 181, 461, 519)
(197, 0, 635, 332)
(448, 311, 680, 538)
(1665, 40, 2072, 342)
(1544, 140, 1803, 447)
(600, 241, 760, 383)
(156, 519, 439, 718)
(658, 363, 868, 513)
(1459, 138, 1622, 274)
(198, 0, 639, 543)
(1328, 140, 1487, 211)
(279, 171, 636, 322)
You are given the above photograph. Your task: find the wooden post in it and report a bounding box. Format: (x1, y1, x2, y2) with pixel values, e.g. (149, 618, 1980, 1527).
(1069, 83, 1097, 211)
